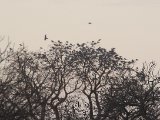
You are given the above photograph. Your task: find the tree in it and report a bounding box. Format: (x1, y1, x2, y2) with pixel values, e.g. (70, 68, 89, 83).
(72, 41, 136, 120)
(3, 41, 81, 120)
(0, 39, 160, 120)
(102, 62, 160, 120)
(0, 38, 25, 120)
(0, 36, 11, 63)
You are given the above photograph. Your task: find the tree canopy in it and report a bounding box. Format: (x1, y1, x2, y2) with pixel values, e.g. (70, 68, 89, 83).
(0, 40, 160, 120)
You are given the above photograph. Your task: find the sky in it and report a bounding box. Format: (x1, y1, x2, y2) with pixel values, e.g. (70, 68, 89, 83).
(0, 0, 160, 65)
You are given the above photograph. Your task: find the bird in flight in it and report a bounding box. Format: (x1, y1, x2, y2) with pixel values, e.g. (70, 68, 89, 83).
(44, 34, 48, 40)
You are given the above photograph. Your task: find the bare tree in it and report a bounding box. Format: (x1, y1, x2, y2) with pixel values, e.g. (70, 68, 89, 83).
(0, 36, 12, 63)
(3, 41, 81, 120)
(73, 41, 136, 120)
(102, 62, 160, 120)
(1, 40, 160, 120)
(0, 38, 32, 120)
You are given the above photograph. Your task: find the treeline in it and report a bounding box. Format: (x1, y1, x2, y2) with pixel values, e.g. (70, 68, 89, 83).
(0, 40, 160, 120)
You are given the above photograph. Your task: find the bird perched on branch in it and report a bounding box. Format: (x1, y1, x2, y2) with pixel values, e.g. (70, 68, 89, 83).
(44, 34, 48, 40)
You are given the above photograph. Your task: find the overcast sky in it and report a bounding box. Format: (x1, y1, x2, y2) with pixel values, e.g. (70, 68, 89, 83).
(0, 0, 160, 64)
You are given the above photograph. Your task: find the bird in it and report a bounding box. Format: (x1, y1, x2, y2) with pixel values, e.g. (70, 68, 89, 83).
(44, 34, 48, 40)
(88, 22, 92, 24)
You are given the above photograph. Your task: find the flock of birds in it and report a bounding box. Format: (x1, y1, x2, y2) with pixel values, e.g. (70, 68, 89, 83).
(44, 22, 92, 41)
(16, 22, 94, 48)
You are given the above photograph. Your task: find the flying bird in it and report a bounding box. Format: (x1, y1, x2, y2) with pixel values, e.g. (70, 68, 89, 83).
(44, 34, 48, 40)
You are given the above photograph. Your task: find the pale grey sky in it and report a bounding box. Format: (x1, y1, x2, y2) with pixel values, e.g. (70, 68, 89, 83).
(0, 0, 160, 64)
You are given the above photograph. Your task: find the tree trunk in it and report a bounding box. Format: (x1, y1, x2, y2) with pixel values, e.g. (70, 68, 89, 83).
(40, 104, 46, 120)
(88, 96, 94, 120)
(94, 92, 101, 120)
(53, 106, 60, 120)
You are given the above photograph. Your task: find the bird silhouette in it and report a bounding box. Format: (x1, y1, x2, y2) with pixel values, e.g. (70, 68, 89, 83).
(44, 34, 48, 40)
